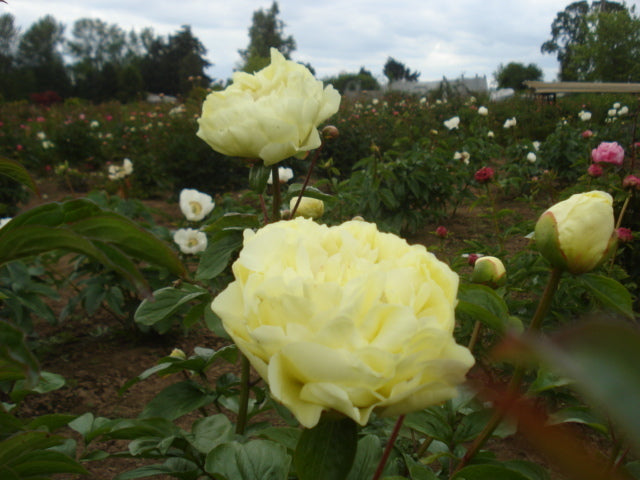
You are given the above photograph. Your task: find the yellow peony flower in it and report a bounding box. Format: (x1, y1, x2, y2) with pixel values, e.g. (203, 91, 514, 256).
(196, 49, 341, 166)
(290, 196, 324, 219)
(534, 190, 616, 274)
(211, 218, 474, 428)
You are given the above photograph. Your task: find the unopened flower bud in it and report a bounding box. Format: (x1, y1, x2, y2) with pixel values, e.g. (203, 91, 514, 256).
(290, 197, 324, 219)
(622, 174, 640, 190)
(617, 227, 633, 243)
(534, 191, 616, 274)
(170, 348, 187, 360)
(581, 129, 593, 139)
(435, 226, 448, 238)
(322, 125, 340, 140)
(471, 256, 506, 288)
(587, 163, 603, 178)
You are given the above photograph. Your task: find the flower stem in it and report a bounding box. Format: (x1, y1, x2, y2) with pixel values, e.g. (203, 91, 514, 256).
(291, 149, 320, 218)
(271, 166, 282, 221)
(372, 414, 405, 480)
(235, 354, 251, 435)
(467, 320, 482, 353)
(452, 267, 563, 475)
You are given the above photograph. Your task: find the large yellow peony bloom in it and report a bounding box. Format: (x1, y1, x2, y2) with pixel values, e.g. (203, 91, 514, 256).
(535, 190, 616, 274)
(197, 49, 341, 166)
(211, 218, 474, 428)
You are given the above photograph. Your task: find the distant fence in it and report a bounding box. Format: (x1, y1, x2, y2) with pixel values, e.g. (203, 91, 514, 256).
(524, 81, 640, 101)
(389, 75, 488, 96)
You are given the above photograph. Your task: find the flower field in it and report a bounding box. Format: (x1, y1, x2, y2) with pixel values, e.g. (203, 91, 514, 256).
(1, 53, 639, 480)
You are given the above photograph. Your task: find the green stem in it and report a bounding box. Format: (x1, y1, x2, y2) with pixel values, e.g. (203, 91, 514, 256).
(485, 183, 503, 252)
(467, 321, 482, 353)
(451, 268, 563, 476)
(271, 165, 282, 222)
(615, 193, 631, 230)
(372, 414, 405, 480)
(235, 354, 251, 435)
(291, 150, 319, 218)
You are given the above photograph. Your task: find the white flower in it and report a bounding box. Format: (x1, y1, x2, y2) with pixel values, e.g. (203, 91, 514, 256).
(527, 152, 537, 163)
(618, 106, 629, 116)
(419, 97, 427, 104)
(179, 188, 215, 222)
(478, 106, 488, 116)
(532, 141, 541, 151)
(108, 158, 134, 181)
(453, 151, 470, 164)
(613, 102, 621, 109)
(36, 131, 47, 140)
(42, 140, 54, 149)
(267, 167, 294, 185)
(123, 158, 133, 175)
(0, 217, 11, 229)
(169, 105, 186, 116)
(487, 131, 494, 138)
(608, 108, 618, 117)
(371, 98, 379, 105)
(90, 120, 100, 128)
(443, 116, 460, 130)
(173, 228, 207, 254)
(503, 117, 517, 129)
(578, 110, 592, 121)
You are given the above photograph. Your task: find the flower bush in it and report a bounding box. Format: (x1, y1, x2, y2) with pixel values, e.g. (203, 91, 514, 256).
(211, 217, 474, 428)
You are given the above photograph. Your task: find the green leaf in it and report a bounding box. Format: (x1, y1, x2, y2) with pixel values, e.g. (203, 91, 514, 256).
(249, 163, 271, 194)
(548, 406, 608, 434)
(26, 414, 77, 433)
(134, 283, 209, 331)
(502, 461, 551, 480)
(294, 417, 358, 480)
(205, 439, 291, 480)
(11, 371, 66, 402)
(0, 157, 39, 195)
(140, 381, 215, 421)
(188, 415, 234, 454)
(452, 464, 529, 479)
(456, 284, 511, 333)
(10, 450, 88, 476)
(578, 273, 634, 318)
(0, 320, 40, 387)
(286, 184, 334, 202)
(195, 230, 242, 281)
(204, 213, 260, 232)
(345, 435, 382, 480)
(405, 407, 452, 444)
(258, 426, 302, 452)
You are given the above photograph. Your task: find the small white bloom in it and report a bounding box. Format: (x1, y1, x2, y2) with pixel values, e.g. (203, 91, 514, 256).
(419, 97, 427, 104)
(453, 151, 470, 164)
(179, 188, 215, 222)
(618, 106, 629, 116)
(532, 141, 541, 151)
(371, 98, 379, 105)
(173, 228, 207, 254)
(36, 131, 46, 140)
(123, 158, 133, 175)
(42, 140, 54, 149)
(613, 102, 621, 109)
(108, 158, 133, 181)
(169, 105, 186, 116)
(443, 116, 460, 130)
(90, 120, 100, 128)
(527, 152, 537, 163)
(608, 108, 617, 117)
(430, 129, 439, 135)
(267, 167, 294, 184)
(503, 117, 517, 129)
(478, 106, 488, 116)
(487, 130, 494, 138)
(0, 217, 12, 229)
(578, 110, 592, 121)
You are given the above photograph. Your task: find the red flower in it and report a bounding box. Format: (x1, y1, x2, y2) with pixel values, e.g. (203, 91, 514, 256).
(622, 175, 640, 190)
(617, 227, 633, 243)
(474, 167, 494, 183)
(581, 129, 593, 139)
(587, 163, 603, 178)
(435, 226, 448, 238)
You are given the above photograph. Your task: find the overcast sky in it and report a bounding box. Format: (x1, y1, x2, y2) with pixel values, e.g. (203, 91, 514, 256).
(4, 1, 640, 87)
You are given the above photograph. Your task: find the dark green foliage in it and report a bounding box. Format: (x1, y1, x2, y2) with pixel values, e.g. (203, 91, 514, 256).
(494, 62, 543, 90)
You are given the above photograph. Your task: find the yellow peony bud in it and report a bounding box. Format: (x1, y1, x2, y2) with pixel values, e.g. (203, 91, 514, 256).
(471, 256, 506, 288)
(534, 191, 616, 274)
(290, 196, 325, 219)
(169, 348, 187, 360)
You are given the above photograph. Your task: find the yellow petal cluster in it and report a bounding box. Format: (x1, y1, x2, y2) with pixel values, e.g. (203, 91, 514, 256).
(197, 49, 341, 166)
(211, 218, 474, 428)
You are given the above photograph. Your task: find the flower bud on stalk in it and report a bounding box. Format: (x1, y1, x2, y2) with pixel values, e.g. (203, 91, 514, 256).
(471, 256, 506, 288)
(290, 197, 325, 219)
(534, 191, 616, 274)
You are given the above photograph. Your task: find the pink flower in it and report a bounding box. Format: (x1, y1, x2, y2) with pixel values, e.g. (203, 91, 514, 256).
(474, 166, 495, 183)
(622, 175, 640, 190)
(617, 227, 633, 243)
(16, 144, 23, 151)
(587, 163, 603, 177)
(581, 129, 593, 139)
(591, 141, 624, 165)
(435, 226, 448, 238)
(466, 253, 480, 266)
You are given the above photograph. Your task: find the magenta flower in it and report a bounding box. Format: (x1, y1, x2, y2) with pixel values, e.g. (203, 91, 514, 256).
(474, 166, 495, 183)
(622, 175, 640, 190)
(581, 129, 593, 139)
(617, 227, 633, 243)
(591, 141, 624, 165)
(435, 226, 448, 238)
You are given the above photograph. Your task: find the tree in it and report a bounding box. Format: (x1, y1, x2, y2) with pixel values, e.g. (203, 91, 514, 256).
(68, 18, 126, 71)
(383, 57, 420, 84)
(16, 15, 71, 96)
(238, 1, 296, 72)
(494, 62, 543, 90)
(541, 1, 637, 81)
(324, 67, 380, 94)
(0, 14, 20, 98)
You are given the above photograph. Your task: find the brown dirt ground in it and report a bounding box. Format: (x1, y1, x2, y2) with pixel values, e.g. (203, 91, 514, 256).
(12, 178, 614, 480)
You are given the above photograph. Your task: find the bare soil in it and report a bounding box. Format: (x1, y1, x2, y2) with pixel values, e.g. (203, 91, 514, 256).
(13, 178, 610, 480)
